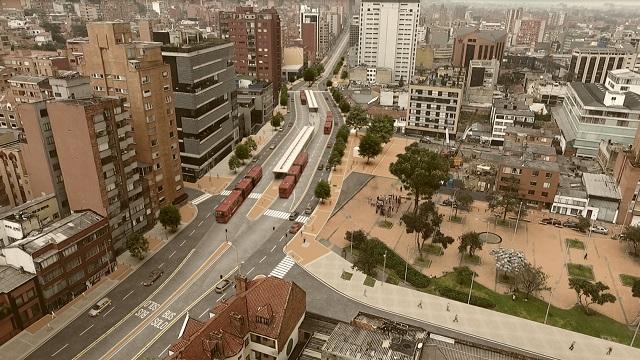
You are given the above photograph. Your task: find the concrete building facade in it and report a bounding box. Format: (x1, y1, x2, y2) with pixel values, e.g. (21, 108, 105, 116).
(452, 28, 506, 69)
(497, 159, 560, 209)
(568, 46, 637, 84)
(406, 81, 463, 139)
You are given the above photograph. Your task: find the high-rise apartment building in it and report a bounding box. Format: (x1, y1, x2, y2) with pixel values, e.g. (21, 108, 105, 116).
(349, 15, 359, 47)
(154, 31, 240, 182)
(568, 46, 637, 84)
(81, 22, 184, 214)
(452, 28, 507, 68)
(506, 8, 522, 34)
(358, 0, 421, 84)
(512, 19, 546, 46)
(406, 78, 464, 139)
(219, 7, 282, 99)
(300, 5, 320, 63)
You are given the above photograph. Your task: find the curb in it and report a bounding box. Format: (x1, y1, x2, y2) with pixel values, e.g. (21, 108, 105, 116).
(10, 204, 199, 360)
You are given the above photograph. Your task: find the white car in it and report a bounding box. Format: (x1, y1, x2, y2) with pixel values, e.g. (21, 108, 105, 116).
(88, 297, 111, 317)
(590, 225, 608, 235)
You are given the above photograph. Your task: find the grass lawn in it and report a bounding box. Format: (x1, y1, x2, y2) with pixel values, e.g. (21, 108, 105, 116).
(567, 263, 595, 280)
(341, 271, 353, 281)
(461, 253, 481, 265)
(566, 238, 585, 250)
(378, 220, 394, 229)
(619, 274, 640, 287)
(496, 218, 512, 228)
(425, 273, 638, 347)
(414, 256, 432, 269)
(424, 243, 443, 256)
(449, 215, 463, 223)
(364, 276, 376, 287)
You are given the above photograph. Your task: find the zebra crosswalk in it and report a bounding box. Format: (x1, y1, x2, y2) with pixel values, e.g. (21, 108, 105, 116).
(295, 215, 310, 223)
(220, 190, 261, 198)
(191, 193, 213, 205)
(264, 209, 291, 220)
(220, 190, 232, 196)
(270, 256, 296, 278)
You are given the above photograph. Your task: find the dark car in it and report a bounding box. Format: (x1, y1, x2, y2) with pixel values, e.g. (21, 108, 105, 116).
(318, 163, 324, 171)
(441, 199, 457, 207)
(562, 220, 578, 229)
(288, 211, 299, 221)
(143, 270, 164, 286)
(289, 222, 303, 234)
(325, 163, 332, 171)
(215, 279, 231, 294)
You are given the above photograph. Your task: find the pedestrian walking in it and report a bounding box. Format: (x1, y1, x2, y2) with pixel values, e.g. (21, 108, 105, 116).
(606, 347, 612, 355)
(584, 253, 588, 260)
(364, 289, 367, 297)
(569, 341, 575, 351)
(453, 314, 459, 322)
(446, 303, 450, 312)
(47, 323, 52, 331)
(418, 300, 422, 308)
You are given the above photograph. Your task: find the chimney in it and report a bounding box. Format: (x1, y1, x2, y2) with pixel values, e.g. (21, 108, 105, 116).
(235, 274, 248, 293)
(230, 312, 246, 335)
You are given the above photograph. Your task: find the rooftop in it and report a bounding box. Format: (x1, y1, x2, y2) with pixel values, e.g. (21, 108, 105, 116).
(493, 100, 535, 117)
(421, 334, 528, 360)
(570, 82, 640, 111)
(455, 27, 507, 42)
(0, 194, 56, 222)
(608, 68, 640, 80)
(8, 75, 48, 84)
(582, 173, 621, 200)
(7, 210, 104, 254)
(0, 265, 35, 293)
(502, 156, 561, 172)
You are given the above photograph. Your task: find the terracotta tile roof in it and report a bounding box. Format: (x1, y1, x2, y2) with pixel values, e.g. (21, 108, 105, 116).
(168, 276, 306, 360)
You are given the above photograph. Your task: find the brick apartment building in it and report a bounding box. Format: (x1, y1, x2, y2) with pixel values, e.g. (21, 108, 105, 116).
(497, 158, 561, 209)
(0, 265, 44, 345)
(219, 7, 282, 100)
(1, 210, 114, 312)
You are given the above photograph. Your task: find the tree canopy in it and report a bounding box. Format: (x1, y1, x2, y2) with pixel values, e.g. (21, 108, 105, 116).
(159, 205, 181, 232)
(245, 137, 257, 153)
(389, 143, 449, 212)
(339, 99, 351, 113)
(234, 143, 251, 163)
(487, 176, 520, 220)
(367, 115, 394, 143)
(279, 86, 289, 107)
(568, 278, 616, 314)
(271, 113, 283, 129)
(228, 154, 241, 173)
(514, 262, 550, 299)
(126, 232, 149, 260)
(346, 105, 367, 133)
(314, 180, 331, 202)
(303, 67, 317, 83)
(401, 201, 443, 256)
(458, 231, 483, 257)
(358, 133, 383, 163)
(622, 225, 640, 256)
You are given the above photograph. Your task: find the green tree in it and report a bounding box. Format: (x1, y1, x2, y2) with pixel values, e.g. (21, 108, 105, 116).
(303, 67, 316, 84)
(228, 154, 241, 173)
(328, 150, 342, 167)
(367, 115, 394, 143)
(279, 86, 289, 107)
(234, 143, 250, 163)
(432, 232, 455, 250)
(487, 176, 520, 220)
(622, 225, 640, 256)
(632, 279, 640, 298)
(271, 112, 283, 129)
(326, 79, 333, 87)
(126, 232, 149, 260)
(514, 262, 550, 299)
(339, 99, 351, 113)
(453, 266, 476, 286)
(389, 143, 449, 212)
(352, 237, 383, 276)
(454, 190, 473, 217)
(358, 133, 382, 163)
(341, 70, 348, 80)
(568, 278, 617, 314)
(245, 136, 257, 153)
(346, 105, 367, 134)
(159, 205, 181, 232)
(458, 231, 483, 257)
(314, 179, 331, 203)
(332, 88, 343, 103)
(345, 230, 368, 248)
(576, 215, 591, 233)
(401, 201, 442, 256)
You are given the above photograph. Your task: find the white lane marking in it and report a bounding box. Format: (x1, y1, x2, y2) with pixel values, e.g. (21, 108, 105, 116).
(180, 240, 186, 246)
(159, 262, 165, 268)
(296, 215, 310, 223)
(263, 209, 291, 220)
(199, 309, 209, 318)
(271, 245, 277, 252)
(158, 345, 171, 357)
(248, 192, 262, 199)
(270, 256, 296, 279)
(79, 324, 94, 336)
(169, 250, 176, 258)
(279, 235, 285, 242)
(51, 344, 68, 357)
(217, 295, 225, 302)
(189, 230, 195, 236)
(122, 290, 134, 301)
(102, 306, 115, 318)
(220, 190, 232, 196)
(191, 193, 213, 205)
(247, 267, 255, 275)
(198, 221, 203, 227)
(259, 256, 266, 263)
(206, 213, 211, 218)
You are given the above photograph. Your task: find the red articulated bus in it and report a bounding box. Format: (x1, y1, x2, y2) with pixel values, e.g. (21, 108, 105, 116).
(288, 165, 302, 182)
(245, 165, 263, 186)
(324, 119, 333, 134)
(215, 190, 244, 223)
(279, 175, 296, 198)
(293, 152, 308, 171)
(234, 178, 254, 199)
(300, 91, 307, 105)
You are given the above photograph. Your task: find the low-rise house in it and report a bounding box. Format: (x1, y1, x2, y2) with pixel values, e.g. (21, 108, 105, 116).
(497, 157, 561, 209)
(490, 100, 535, 146)
(0, 265, 44, 345)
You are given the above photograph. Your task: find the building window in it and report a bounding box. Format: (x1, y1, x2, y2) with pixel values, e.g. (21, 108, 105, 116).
(528, 190, 535, 195)
(545, 172, 552, 178)
(543, 182, 551, 188)
(542, 192, 549, 197)
(532, 170, 539, 176)
(530, 181, 537, 186)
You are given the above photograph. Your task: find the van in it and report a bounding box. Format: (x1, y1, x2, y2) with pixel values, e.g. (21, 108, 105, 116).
(88, 297, 111, 317)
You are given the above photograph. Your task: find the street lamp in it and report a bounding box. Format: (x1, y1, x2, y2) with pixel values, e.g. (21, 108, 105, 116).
(227, 240, 240, 274)
(225, 228, 228, 242)
(382, 251, 387, 286)
(544, 288, 554, 324)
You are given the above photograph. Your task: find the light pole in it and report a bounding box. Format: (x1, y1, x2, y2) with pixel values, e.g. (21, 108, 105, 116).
(632, 317, 640, 347)
(382, 250, 387, 286)
(544, 289, 554, 324)
(346, 215, 353, 256)
(404, 239, 409, 282)
(513, 201, 523, 241)
(467, 271, 475, 304)
(227, 240, 240, 274)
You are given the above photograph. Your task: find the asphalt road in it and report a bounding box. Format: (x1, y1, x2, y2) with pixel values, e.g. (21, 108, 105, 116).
(26, 29, 351, 360)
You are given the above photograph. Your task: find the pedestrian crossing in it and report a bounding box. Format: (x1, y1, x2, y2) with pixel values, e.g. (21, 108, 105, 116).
(264, 209, 291, 220)
(270, 256, 296, 278)
(220, 190, 261, 198)
(191, 193, 213, 205)
(220, 190, 232, 196)
(295, 215, 310, 223)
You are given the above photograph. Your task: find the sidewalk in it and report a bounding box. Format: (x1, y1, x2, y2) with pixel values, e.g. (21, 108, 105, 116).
(186, 110, 286, 195)
(299, 251, 639, 360)
(0, 203, 198, 360)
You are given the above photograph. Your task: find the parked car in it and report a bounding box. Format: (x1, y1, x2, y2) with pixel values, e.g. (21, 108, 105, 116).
(590, 225, 608, 235)
(288, 211, 299, 221)
(326, 142, 333, 149)
(143, 270, 164, 286)
(441, 199, 457, 207)
(562, 220, 578, 229)
(304, 205, 313, 215)
(269, 144, 276, 150)
(540, 218, 562, 226)
(318, 163, 324, 171)
(88, 297, 111, 317)
(289, 222, 303, 234)
(612, 233, 626, 240)
(325, 163, 332, 171)
(215, 279, 231, 294)
(419, 136, 433, 144)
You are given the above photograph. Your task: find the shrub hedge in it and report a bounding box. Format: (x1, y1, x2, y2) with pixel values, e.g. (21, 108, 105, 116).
(437, 285, 495, 309)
